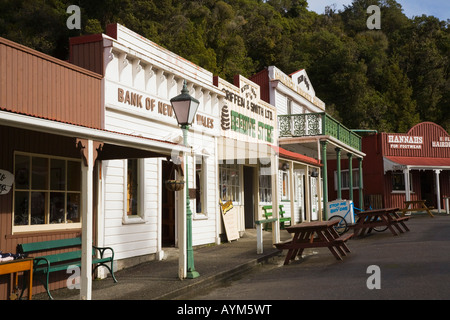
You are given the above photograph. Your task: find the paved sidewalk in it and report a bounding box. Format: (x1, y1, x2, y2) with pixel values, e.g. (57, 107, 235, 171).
(34, 229, 291, 300)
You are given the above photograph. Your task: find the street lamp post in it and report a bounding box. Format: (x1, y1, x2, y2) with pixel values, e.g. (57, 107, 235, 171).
(170, 80, 200, 279)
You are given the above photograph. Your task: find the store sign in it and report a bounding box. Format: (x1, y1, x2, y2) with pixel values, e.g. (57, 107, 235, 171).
(117, 87, 214, 128)
(387, 134, 423, 149)
(217, 76, 276, 143)
(432, 136, 450, 148)
(0, 170, 14, 195)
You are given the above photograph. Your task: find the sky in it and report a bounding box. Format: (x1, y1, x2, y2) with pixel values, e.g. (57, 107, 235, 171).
(307, 0, 450, 21)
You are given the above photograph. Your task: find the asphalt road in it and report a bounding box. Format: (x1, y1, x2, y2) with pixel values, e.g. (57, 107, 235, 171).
(187, 215, 450, 300)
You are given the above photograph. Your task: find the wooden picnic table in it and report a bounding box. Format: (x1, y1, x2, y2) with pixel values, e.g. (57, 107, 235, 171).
(0, 258, 33, 300)
(275, 220, 353, 265)
(351, 208, 409, 237)
(400, 200, 434, 217)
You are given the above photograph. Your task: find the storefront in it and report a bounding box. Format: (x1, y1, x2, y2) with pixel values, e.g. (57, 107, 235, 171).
(0, 36, 189, 299)
(214, 73, 322, 244)
(69, 24, 224, 276)
(251, 66, 365, 219)
(214, 75, 278, 237)
(362, 122, 450, 212)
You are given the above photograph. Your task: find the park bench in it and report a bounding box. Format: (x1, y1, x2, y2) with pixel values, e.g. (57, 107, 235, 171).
(18, 237, 117, 299)
(262, 204, 291, 230)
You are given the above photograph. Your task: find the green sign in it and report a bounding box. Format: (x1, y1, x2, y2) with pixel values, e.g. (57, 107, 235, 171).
(230, 110, 273, 143)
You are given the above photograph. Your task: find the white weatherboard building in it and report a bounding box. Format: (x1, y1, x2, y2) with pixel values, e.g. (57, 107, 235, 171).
(70, 24, 224, 277)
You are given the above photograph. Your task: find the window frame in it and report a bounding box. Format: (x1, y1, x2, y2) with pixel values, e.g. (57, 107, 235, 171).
(259, 172, 272, 204)
(123, 158, 146, 224)
(334, 168, 362, 190)
(219, 164, 241, 204)
(391, 171, 413, 193)
(194, 155, 208, 218)
(12, 151, 82, 234)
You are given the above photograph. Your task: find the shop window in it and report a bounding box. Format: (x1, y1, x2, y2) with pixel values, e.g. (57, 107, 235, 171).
(195, 156, 208, 216)
(392, 172, 413, 192)
(334, 169, 361, 190)
(259, 174, 272, 203)
(219, 164, 241, 203)
(124, 159, 145, 223)
(126, 159, 138, 216)
(13, 153, 81, 231)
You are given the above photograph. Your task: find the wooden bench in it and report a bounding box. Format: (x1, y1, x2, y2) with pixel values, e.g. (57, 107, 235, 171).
(274, 221, 353, 264)
(18, 237, 117, 299)
(255, 217, 278, 254)
(400, 200, 434, 217)
(262, 205, 291, 230)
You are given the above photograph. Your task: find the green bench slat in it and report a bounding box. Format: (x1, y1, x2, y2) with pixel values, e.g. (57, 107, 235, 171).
(255, 218, 278, 225)
(20, 237, 82, 253)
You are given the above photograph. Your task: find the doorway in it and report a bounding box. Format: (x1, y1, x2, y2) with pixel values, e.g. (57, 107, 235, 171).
(420, 171, 436, 208)
(162, 160, 176, 246)
(244, 166, 255, 228)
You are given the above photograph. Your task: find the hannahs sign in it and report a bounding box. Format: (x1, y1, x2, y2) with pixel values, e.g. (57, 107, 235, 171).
(388, 134, 423, 149)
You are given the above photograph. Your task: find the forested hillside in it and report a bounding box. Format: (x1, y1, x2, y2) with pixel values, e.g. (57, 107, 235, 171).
(0, 0, 448, 132)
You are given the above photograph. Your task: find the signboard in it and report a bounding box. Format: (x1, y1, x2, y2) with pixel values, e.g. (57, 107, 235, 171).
(383, 122, 450, 158)
(219, 200, 239, 242)
(387, 134, 423, 150)
(215, 75, 276, 144)
(0, 170, 14, 195)
(327, 200, 354, 224)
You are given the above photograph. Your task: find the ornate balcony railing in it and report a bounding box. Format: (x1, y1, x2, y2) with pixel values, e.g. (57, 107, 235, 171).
(278, 112, 362, 151)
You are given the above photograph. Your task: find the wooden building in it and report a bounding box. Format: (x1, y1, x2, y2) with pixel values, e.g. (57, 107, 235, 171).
(0, 36, 187, 299)
(361, 122, 450, 211)
(251, 66, 365, 219)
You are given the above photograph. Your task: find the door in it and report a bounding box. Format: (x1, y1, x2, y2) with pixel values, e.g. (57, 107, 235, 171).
(162, 160, 176, 246)
(244, 166, 255, 228)
(420, 171, 435, 208)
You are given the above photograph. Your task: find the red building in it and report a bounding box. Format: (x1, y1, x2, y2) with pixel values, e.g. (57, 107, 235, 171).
(359, 122, 450, 211)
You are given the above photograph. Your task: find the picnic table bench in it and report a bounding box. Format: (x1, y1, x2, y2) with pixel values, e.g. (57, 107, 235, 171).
(262, 204, 291, 230)
(400, 200, 434, 217)
(18, 237, 117, 299)
(350, 207, 410, 237)
(275, 220, 353, 265)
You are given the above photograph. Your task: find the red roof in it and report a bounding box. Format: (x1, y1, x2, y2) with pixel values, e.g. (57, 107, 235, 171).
(271, 146, 322, 167)
(385, 156, 450, 168)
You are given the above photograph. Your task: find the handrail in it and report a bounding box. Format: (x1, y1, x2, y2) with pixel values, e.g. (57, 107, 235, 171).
(278, 113, 362, 151)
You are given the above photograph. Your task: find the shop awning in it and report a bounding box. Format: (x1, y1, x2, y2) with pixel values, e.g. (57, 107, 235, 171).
(383, 156, 450, 172)
(271, 145, 322, 167)
(217, 136, 275, 162)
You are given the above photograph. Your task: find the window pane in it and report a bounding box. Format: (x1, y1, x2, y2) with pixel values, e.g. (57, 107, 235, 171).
(50, 159, 66, 190)
(67, 193, 80, 222)
(67, 161, 81, 191)
(32, 157, 48, 190)
(127, 159, 138, 216)
(15, 155, 30, 189)
(30, 192, 46, 224)
(14, 191, 29, 225)
(50, 192, 65, 223)
(196, 163, 202, 213)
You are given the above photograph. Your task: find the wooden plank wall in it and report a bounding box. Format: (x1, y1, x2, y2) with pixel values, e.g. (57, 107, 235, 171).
(0, 37, 103, 130)
(0, 126, 82, 299)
